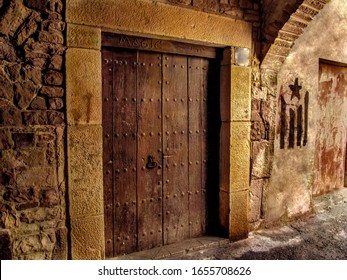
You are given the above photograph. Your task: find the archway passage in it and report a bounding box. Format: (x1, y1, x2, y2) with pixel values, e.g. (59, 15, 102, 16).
(102, 36, 220, 257)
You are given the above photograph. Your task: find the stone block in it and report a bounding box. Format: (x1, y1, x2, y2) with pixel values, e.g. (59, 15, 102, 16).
(66, 0, 252, 48)
(250, 179, 267, 222)
(229, 190, 249, 241)
(66, 48, 102, 125)
(15, 201, 40, 210)
(48, 98, 63, 110)
(231, 66, 251, 121)
(67, 24, 101, 50)
(38, 30, 64, 44)
(13, 234, 42, 255)
(0, 128, 14, 150)
(0, 102, 22, 126)
(3, 185, 39, 203)
(69, 187, 103, 218)
(30, 96, 47, 110)
(252, 140, 273, 178)
(192, 0, 204, 7)
(230, 122, 251, 192)
(14, 80, 37, 109)
(16, 166, 57, 187)
(43, 70, 63, 86)
(20, 206, 61, 224)
(0, 71, 14, 101)
(22, 65, 42, 85)
(47, 111, 65, 125)
(23, 111, 49, 125)
(17, 252, 46, 260)
(48, 55, 63, 70)
(40, 86, 64, 97)
(52, 227, 68, 259)
(15, 11, 40, 46)
(55, 126, 65, 186)
(70, 215, 105, 259)
(5, 63, 21, 81)
(40, 188, 60, 207)
(12, 223, 40, 236)
(42, 19, 65, 32)
(0, 0, 30, 37)
(251, 121, 265, 141)
(205, 0, 219, 12)
(67, 125, 103, 192)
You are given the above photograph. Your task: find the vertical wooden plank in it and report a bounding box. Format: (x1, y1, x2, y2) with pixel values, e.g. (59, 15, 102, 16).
(162, 54, 190, 244)
(102, 48, 114, 257)
(313, 63, 347, 195)
(112, 50, 138, 255)
(187, 57, 203, 237)
(137, 51, 163, 251)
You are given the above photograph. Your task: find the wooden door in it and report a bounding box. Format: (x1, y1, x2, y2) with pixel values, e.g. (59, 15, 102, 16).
(313, 62, 347, 195)
(102, 47, 220, 257)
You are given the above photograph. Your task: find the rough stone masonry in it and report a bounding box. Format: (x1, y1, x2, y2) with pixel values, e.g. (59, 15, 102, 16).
(0, 0, 67, 259)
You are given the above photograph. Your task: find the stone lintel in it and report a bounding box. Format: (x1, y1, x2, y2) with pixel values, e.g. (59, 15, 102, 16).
(66, 0, 252, 48)
(67, 23, 101, 50)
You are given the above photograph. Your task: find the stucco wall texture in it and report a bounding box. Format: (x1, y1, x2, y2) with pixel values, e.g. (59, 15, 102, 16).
(265, 0, 347, 224)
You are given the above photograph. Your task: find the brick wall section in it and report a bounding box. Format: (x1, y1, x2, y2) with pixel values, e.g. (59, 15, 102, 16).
(0, 0, 66, 259)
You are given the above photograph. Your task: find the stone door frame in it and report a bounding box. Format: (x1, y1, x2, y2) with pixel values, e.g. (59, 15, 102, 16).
(65, 0, 252, 259)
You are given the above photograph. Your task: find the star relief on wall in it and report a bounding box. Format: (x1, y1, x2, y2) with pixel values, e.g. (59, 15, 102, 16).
(289, 78, 302, 100)
(279, 77, 309, 149)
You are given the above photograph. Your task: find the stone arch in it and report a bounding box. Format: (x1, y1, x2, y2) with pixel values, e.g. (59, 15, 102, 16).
(261, 0, 331, 72)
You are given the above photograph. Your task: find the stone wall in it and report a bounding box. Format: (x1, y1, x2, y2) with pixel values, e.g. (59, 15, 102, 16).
(249, 64, 277, 229)
(249, 0, 332, 230)
(0, 0, 66, 259)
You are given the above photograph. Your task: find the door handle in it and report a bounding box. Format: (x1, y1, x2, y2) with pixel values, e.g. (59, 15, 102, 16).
(146, 156, 158, 169)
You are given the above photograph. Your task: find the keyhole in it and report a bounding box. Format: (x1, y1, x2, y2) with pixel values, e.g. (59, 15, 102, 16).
(146, 156, 157, 169)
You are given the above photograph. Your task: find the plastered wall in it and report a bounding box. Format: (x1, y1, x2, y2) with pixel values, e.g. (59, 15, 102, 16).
(264, 0, 347, 224)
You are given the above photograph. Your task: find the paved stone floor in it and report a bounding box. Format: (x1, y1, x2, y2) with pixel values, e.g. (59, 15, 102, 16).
(115, 188, 347, 260)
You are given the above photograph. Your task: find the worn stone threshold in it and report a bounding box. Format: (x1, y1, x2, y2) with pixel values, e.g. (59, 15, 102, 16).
(110, 236, 230, 260)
